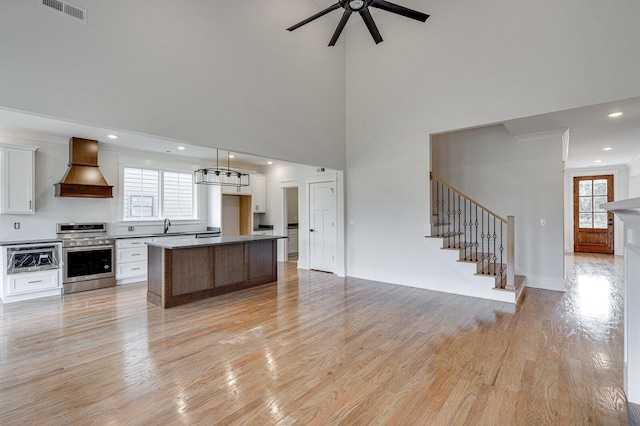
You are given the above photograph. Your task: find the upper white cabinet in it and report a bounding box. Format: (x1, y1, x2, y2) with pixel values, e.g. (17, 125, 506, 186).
(0, 144, 38, 214)
(221, 182, 252, 195)
(252, 173, 267, 213)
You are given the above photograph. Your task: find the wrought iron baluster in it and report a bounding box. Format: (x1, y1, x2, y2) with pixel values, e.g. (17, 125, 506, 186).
(481, 209, 485, 274)
(493, 216, 497, 276)
(463, 198, 468, 258)
(474, 205, 479, 262)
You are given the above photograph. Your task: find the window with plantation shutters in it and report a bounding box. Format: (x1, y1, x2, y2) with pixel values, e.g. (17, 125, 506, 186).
(122, 166, 195, 221)
(123, 167, 159, 219)
(163, 171, 194, 219)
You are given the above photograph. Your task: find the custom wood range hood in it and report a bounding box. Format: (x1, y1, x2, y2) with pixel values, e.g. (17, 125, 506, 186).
(54, 137, 113, 198)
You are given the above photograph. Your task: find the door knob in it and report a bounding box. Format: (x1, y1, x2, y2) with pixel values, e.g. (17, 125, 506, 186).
(310, 229, 315, 232)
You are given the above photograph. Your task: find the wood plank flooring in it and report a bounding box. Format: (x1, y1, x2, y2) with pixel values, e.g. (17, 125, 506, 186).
(0, 254, 631, 425)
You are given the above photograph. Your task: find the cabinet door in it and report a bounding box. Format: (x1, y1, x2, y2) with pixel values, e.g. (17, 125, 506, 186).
(222, 182, 252, 195)
(252, 174, 267, 213)
(1, 147, 36, 214)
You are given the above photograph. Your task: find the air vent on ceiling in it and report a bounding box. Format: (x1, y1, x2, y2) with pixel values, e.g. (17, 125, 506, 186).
(42, 0, 87, 23)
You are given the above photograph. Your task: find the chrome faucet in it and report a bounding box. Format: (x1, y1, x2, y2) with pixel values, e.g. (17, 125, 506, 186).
(163, 218, 171, 234)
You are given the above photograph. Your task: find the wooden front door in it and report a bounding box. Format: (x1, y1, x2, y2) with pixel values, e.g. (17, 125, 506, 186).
(573, 175, 614, 254)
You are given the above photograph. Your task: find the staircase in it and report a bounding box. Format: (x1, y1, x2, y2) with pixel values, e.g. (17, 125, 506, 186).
(427, 173, 525, 304)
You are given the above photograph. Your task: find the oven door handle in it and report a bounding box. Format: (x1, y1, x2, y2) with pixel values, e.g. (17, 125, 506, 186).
(64, 245, 114, 252)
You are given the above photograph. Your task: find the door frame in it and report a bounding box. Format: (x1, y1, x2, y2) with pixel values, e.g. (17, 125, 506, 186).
(564, 167, 626, 255)
(304, 172, 345, 276)
(280, 181, 298, 263)
(572, 174, 614, 253)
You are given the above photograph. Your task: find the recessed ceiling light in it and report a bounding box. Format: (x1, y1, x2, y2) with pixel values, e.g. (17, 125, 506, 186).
(607, 112, 623, 118)
(107, 134, 118, 139)
(267, 161, 273, 165)
(594, 160, 603, 163)
(177, 146, 186, 150)
(602, 147, 613, 151)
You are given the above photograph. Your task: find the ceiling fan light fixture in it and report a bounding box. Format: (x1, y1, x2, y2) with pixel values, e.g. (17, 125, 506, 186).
(287, 0, 429, 46)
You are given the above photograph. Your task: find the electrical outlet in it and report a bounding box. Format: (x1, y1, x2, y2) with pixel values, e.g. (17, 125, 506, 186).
(14, 222, 20, 229)
(540, 219, 545, 227)
(128, 226, 135, 231)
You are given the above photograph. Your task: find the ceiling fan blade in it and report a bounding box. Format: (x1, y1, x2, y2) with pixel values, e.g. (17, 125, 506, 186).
(328, 10, 352, 46)
(287, 3, 342, 31)
(370, 0, 429, 22)
(359, 9, 383, 44)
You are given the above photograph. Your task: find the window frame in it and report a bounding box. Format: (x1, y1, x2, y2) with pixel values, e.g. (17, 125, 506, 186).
(118, 162, 202, 225)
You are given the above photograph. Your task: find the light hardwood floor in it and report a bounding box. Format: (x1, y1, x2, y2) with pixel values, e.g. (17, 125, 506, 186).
(0, 254, 632, 425)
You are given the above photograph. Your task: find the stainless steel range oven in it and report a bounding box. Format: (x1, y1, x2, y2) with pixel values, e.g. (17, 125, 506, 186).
(57, 223, 115, 294)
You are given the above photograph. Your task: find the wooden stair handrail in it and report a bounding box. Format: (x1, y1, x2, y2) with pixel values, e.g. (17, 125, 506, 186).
(430, 172, 507, 223)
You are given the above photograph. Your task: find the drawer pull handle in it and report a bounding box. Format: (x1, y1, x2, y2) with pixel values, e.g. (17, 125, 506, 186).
(28, 280, 43, 284)
(131, 254, 141, 256)
(132, 268, 141, 271)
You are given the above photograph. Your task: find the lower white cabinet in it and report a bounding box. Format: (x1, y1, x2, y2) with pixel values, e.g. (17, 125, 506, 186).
(116, 235, 197, 284)
(116, 238, 152, 284)
(1, 243, 63, 304)
(9, 270, 59, 295)
(253, 230, 273, 236)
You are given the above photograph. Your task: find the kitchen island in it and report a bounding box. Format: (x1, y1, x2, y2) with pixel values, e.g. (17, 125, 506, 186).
(146, 235, 284, 308)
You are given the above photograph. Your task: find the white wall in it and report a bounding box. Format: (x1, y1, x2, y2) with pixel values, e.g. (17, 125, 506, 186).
(630, 176, 640, 198)
(431, 125, 564, 291)
(0, 0, 346, 170)
(0, 133, 211, 241)
(345, 0, 640, 294)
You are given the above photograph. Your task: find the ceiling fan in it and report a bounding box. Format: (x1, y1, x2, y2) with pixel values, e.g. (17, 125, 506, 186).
(287, 0, 429, 46)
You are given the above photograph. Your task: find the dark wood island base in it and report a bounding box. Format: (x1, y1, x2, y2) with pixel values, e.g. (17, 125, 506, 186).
(146, 236, 283, 308)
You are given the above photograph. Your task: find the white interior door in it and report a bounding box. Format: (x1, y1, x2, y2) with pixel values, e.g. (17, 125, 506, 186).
(309, 181, 336, 273)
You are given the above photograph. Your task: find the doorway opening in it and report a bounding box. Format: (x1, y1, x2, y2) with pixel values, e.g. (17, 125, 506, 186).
(285, 187, 299, 261)
(573, 174, 614, 254)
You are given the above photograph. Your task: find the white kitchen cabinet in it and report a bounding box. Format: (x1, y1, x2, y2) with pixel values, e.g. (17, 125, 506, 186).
(222, 180, 252, 195)
(252, 173, 267, 213)
(0, 144, 38, 214)
(1, 242, 63, 303)
(116, 238, 152, 284)
(9, 270, 60, 295)
(253, 229, 273, 236)
(287, 228, 298, 256)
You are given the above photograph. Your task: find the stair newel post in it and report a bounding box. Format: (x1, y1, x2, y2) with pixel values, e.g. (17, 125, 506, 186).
(458, 196, 461, 249)
(499, 221, 504, 287)
(438, 181, 443, 235)
(447, 187, 452, 247)
(506, 215, 516, 290)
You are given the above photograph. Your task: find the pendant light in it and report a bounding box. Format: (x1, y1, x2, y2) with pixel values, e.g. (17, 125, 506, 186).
(194, 150, 250, 187)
